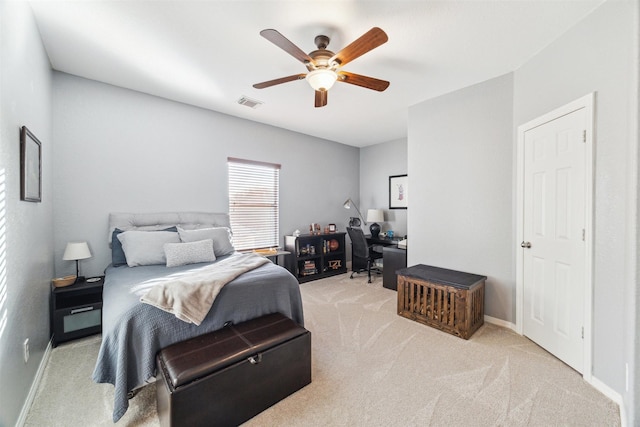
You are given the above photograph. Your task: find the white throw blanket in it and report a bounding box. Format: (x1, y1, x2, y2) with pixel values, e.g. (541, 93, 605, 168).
(140, 253, 270, 325)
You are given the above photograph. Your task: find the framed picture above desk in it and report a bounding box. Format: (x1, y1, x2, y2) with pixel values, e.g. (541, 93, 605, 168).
(389, 174, 407, 209)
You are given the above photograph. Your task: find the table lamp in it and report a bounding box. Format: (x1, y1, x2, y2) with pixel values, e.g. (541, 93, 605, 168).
(63, 241, 92, 283)
(367, 209, 384, 238)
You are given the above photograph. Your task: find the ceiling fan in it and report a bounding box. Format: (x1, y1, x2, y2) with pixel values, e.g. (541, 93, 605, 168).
(253, 27, 390, 108)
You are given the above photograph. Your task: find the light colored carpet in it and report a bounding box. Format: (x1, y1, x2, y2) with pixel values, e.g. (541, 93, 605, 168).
(25, 273, 620, 426)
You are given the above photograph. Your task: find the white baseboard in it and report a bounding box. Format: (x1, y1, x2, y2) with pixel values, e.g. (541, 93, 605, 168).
(589, 375, 627, 427)
(484, 314, 517, 332)
(16, 338, 52, 427)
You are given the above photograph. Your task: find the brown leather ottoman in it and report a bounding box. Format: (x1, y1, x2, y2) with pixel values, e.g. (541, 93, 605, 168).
(156, 313, 311, 427)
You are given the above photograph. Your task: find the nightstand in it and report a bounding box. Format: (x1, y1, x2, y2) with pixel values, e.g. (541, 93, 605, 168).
(50, 277, 104, 347)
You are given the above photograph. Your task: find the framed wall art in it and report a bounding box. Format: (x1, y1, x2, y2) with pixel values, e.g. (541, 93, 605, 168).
(389, 174, 407, 209)
(20, 126, 42, 202)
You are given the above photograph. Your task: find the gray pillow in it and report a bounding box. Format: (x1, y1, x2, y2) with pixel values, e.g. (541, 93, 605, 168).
(178, 226, 235, 257)
(164, 239, 216, 268)
(117, 230, 180, 267)
(111, 226, 177, 267)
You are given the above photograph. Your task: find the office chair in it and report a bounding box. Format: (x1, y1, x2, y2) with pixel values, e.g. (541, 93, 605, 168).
(346, 226, 383, 283)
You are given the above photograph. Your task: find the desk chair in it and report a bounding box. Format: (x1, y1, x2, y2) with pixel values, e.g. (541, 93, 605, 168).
(346, 227, 383, 283)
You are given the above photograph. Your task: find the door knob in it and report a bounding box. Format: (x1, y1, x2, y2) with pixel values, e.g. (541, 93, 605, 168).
(520, 241, 531, 248)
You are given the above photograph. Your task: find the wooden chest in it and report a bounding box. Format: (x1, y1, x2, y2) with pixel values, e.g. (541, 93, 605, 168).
(397, 265, 486, 339)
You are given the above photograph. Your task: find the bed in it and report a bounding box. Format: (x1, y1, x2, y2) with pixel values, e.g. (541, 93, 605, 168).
(92, 212, 304, 422)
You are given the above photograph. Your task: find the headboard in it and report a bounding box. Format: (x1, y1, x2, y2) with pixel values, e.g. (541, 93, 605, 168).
(108, 212, 231, 244)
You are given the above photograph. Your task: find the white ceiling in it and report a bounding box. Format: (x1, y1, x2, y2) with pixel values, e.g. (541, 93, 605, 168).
(29, 0, 605, 147)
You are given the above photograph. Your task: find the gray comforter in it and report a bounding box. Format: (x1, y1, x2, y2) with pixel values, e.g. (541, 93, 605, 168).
(92, 255, 303, 422)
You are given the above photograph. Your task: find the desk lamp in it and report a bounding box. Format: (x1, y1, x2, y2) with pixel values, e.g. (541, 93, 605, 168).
(343, 198, 366, 227)
(367, 209, 384, 238)
(63, 241, 92, 283)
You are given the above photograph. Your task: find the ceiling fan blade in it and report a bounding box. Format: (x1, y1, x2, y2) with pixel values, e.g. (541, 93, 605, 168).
(253, 74, 306, 89)
(330, 27, 388, 67)
(260, 29, 313, 64)
(315, 90, 328, 108)
(338, 71, 390, 92)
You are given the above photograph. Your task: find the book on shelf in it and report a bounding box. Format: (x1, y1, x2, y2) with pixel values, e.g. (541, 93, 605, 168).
(301, 260, 317, 276)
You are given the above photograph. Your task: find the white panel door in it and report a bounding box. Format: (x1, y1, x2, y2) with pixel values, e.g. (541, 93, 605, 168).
(522, 107, 586, 373)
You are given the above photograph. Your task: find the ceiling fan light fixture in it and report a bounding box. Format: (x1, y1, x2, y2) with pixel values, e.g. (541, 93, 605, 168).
(306, 69, 338, 91)
(254, 28, 389, 106)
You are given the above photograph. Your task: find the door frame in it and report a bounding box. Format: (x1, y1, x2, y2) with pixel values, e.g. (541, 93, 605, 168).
(515, 93, 595, 380)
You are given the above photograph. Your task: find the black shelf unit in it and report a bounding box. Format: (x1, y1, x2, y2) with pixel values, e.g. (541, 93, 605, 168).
(285, 232, 347, 283)
(50, 277, 104, 347)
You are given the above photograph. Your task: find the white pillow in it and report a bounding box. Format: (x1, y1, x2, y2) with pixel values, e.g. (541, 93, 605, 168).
(117, 230, 180, 267)
(164, 239, 216, 268)
(178, 226, 235, 257)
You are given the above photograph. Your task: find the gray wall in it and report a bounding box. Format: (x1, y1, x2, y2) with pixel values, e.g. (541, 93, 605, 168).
(359, 138, 407, 237)
(408, 73, 515, 323)
(513, 0, 637, 421)
(52, 73, 360, 277)
(408, 1, 638, 424)
(0, 2, 54, 426)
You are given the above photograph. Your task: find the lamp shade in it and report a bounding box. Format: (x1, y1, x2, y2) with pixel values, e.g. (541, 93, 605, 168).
(306, 69, 338, 91)
(366, 209, 384, 223)
(63, 242, 92, 261)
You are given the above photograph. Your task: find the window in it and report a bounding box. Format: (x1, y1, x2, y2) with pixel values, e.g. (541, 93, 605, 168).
(228, 158, 280, 251)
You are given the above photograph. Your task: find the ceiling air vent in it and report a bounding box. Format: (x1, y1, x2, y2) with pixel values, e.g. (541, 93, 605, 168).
(237, 96, 263, 109)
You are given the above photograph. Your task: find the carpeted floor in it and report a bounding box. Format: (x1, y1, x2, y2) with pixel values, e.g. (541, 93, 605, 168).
(25, 273, 620, 426)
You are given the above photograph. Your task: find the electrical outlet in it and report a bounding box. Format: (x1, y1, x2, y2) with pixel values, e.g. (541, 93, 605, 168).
(23, 338, 29, 363)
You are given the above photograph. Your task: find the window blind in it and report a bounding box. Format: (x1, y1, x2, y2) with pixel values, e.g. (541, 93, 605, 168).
(228, 158, 280, 251)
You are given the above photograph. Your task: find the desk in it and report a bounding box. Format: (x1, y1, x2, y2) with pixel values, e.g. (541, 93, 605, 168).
(382, 247, 407, 290)
(365, 235, 401, 247)
(363, 236, 407, 290)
